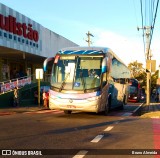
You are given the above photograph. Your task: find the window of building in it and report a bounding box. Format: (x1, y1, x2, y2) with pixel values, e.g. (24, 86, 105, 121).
(14, 36, 17, 41)
(9, 34, 12, 39)
(4, 33, 7, 38)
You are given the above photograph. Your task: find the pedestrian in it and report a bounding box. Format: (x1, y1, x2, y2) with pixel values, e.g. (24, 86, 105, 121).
(13, 87, 19, 107)
(43, 91, 49, 108)
(155, 92, 159, 103)
(34, 91, 38, 104)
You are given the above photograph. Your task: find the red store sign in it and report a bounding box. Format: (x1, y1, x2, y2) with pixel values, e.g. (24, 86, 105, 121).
(0, 14, 39, 42)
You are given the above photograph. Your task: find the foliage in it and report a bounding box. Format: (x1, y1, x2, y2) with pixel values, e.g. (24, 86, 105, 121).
(128, 61, 146, 87)
(151, 70, 159, 89)
(128, 61, 159, 90)
(128, 61, 144, 77)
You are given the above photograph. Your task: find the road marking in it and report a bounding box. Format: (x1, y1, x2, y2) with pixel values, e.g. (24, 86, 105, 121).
(0, 112, 15, 116)
(73, 150, 88, 158)
(91, 134, 104, 143)
(36, 110, 56, 113)
(104, 126, 114, 131)
(25, 110, 62, 114)
(122, 112, 132, 116)
(152, 118, 160, 153)
(114, 121, 120, 124)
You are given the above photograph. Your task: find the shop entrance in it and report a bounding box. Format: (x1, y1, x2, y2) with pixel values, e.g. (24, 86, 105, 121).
(10, 62, 26, 80)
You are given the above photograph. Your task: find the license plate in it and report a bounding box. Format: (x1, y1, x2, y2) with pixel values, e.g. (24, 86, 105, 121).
(67, 105, 76, 108)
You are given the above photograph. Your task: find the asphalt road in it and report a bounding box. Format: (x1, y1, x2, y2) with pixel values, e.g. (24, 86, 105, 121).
(0, 103, 160, 158)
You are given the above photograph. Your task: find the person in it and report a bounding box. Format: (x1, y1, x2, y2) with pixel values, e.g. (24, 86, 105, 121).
(13, 87, 19, 107)
(43, 91, 49, 108)
(88, 69, 99, 79)
(34, 91, 38, 104)
(155, 92, 159, 103)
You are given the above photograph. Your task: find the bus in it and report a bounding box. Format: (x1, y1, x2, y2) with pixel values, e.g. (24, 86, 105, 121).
(128, 78, 141, 102)
(43, 47, 131, 114)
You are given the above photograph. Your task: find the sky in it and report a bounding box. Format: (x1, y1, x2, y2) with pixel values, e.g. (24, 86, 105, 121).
(0, 0, 160, 68)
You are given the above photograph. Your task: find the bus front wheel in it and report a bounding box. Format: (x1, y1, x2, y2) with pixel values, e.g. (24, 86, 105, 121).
(64, 110, 72, 114)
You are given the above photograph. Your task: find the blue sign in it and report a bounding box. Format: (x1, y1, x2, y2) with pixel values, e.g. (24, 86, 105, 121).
(74, 82, 80, 87)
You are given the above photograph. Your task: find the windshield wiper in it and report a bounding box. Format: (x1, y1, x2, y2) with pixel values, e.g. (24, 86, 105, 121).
(59, 72, 70, 92)
(80, 71, 86, 92)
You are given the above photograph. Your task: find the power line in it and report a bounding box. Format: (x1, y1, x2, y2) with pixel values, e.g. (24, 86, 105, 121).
(138, 0, 159, 105)
(138, 0, 159, 60)
(148, 0, 159, 56)
(140, 0, 146, 60)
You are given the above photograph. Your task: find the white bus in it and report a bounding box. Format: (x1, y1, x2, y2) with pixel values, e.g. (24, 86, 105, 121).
(43, 47, 131, 114)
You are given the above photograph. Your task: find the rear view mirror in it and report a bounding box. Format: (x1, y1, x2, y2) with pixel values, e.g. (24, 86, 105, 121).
(101, 57, 108, 73)
(43, 57, 55, 72)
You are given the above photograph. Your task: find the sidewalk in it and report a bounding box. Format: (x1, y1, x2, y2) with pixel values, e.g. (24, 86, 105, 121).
(139, 97, 160, 118)
(140, 102, 160, 118)
(0, 105, 47, 114)
(0, 101, 160, 117)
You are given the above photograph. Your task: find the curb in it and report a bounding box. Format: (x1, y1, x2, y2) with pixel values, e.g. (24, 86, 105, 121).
(132, 102, 145, 116)
(133, 102, 160, 117)
(0, 106, 47, 113)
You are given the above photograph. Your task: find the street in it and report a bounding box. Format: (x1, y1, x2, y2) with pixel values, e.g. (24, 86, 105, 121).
(0, 103, 160, 158)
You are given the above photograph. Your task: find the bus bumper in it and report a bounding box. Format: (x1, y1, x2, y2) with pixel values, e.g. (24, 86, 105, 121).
(49, 96, 100, 112)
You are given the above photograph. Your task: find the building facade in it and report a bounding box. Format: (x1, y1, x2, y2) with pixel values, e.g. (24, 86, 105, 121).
(0, 3, 78, 82)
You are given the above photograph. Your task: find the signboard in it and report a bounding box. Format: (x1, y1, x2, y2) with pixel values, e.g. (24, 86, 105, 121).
(0, 77, 31, 93)
(36, 69, 43, 79)
(146, 60, 156, 72)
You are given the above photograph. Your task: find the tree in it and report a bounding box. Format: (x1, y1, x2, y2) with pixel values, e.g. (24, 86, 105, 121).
(128, 60, 144, 78)
(128, 61, 159, 90)
(128, 61, 146, 88)
(151, 70, 159, 90)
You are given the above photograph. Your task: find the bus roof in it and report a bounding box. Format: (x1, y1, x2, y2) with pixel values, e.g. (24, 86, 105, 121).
(58, 46, 128, 68)
(58, 46, 110, 55)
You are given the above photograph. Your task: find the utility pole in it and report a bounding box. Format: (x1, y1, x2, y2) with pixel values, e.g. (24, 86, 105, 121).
(85, 31, 94, 47)
(137, 26, 153, 105)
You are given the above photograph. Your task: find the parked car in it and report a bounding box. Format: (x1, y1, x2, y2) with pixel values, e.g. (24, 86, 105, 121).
(140, 93, 146, 101)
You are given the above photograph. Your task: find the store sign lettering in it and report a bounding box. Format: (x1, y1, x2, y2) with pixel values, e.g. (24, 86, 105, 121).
(0, 14, 39, 42)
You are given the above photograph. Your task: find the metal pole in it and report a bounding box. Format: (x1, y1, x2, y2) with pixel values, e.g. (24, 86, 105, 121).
(86, 31, 94, 47)
(145, 27, 151, 105)
(88, 31, 91, 47)
(146, 72, 151, 104)
(38, 71, 40, 107)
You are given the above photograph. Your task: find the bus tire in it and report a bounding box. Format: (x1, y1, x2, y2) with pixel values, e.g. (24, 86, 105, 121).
(64, 110, 72, 114)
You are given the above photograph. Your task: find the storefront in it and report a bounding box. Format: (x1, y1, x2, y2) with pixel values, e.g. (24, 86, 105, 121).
(0, 3, 78, 82)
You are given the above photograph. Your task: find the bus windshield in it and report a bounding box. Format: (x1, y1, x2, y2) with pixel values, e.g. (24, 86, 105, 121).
(51, 55, 102, 91)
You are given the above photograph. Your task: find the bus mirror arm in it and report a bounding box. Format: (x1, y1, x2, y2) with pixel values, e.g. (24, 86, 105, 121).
(101, 57, 108, 73)
(43, 57, 55, 72)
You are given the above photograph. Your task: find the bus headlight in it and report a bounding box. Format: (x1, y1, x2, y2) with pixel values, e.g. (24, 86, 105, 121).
(87, 96, 100, 101)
